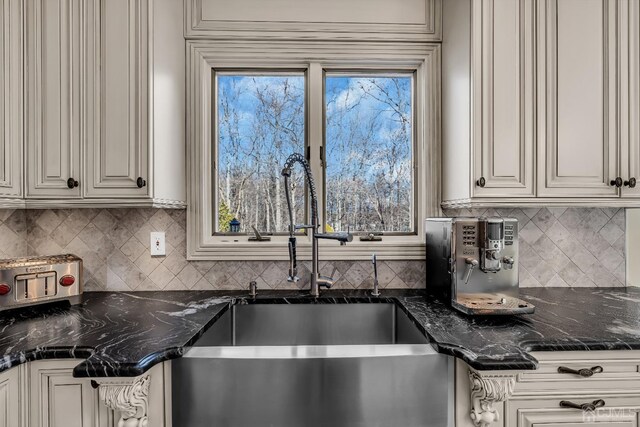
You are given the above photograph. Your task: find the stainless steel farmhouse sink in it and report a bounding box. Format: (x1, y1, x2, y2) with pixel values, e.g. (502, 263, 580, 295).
(172, 303, 452, 427)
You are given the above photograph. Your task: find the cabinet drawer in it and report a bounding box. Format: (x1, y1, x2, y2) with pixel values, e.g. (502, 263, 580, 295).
(506, 394, 640, 427)
(515, 352, 640, 394)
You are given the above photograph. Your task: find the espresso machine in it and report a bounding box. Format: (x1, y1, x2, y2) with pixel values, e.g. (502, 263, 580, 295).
(426, 217, 534, 315)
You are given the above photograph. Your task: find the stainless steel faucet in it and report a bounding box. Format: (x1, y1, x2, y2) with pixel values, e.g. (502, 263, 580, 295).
(282, 153, 353, 297)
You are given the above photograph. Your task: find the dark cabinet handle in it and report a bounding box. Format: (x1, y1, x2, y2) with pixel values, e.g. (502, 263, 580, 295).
(559, 399, 605, 411)
(136, 177, 147, 188)
(557, 365, 603, 377)
(67, 178, 79, 189)
(610, 177, 623, 187)
(476, 177, 486, 187)
(624, 177, 637, 188)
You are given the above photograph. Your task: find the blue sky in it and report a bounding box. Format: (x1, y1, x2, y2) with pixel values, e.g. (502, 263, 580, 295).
(217, 74, 412, 178)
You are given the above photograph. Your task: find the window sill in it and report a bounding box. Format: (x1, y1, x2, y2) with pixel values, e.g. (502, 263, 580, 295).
(186, 237, 426, 261)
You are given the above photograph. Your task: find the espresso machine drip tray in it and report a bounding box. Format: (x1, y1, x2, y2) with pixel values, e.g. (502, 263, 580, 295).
(453, 294, 535, 316)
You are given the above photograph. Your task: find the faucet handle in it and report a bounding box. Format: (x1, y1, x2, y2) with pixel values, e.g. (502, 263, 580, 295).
(318, 266, 338, 289)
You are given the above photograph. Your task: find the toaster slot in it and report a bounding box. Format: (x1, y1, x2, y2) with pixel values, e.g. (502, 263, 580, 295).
(14, 272, 57, 301)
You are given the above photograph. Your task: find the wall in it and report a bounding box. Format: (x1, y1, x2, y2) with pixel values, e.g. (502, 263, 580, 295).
(0, 207, 626, 291)
(0, 209, 425, 291)
(626, 209, 640, 286)
(443, 207, 626, 287)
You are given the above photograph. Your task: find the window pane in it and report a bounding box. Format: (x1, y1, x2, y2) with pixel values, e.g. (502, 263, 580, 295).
(325, 75, 413, 233)
(216, 74, 305, 233)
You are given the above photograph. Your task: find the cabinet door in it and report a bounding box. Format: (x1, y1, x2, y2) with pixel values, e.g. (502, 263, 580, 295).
(29, 360, 108, 427)
(0, 0, 23, 198)
(507, 395, 640, 427)
(25, 0, 82, 198)
(85, 0, 150, 198)
(471, 0, 535, 198)
(537, 0, 619, 197)
(623, 0, 640, 198)
(0, 368, 20, 427)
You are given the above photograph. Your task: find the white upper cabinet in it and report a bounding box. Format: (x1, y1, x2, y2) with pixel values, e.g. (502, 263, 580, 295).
(623, 0, 640, 198)
(443, 0, 639, 207)
(0, 0, 23, 199)
(185, 0, 442, 41)
(471, 0, 535, 198)
(443, 0, 537, 206)
(26, 0, 82, 199)
(0, 0, 185, 208)
(537, 0, 619, 198)
(84, 0, 150, 199)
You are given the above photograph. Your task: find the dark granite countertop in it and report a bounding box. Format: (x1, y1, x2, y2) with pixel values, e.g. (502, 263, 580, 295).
(2, 287, 640, 377)
(0, 292, 233, 377)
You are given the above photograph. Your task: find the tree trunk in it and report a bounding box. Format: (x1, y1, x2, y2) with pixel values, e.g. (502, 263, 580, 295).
(275, 174, 281, 230)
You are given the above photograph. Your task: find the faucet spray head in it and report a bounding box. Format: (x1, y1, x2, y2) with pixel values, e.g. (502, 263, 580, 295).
(287, 236, 300, 282)
(371, 253, 380, 297)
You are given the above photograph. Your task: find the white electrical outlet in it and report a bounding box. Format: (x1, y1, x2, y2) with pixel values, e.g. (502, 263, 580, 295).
(150, 232, 166, 256)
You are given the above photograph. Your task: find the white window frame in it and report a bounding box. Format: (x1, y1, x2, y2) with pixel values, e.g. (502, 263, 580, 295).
(186, 40, 441, 260)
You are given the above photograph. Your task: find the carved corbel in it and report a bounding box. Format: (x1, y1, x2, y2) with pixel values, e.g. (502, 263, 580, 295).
(468, 370, 516, 427)
(92, 376, 150, 427)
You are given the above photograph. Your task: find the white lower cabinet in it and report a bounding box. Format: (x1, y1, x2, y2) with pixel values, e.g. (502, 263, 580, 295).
(507, 396, 640, 427)
(457, 351, 640, 427)
(0, 366, 21, 427)
(1, 359, 169, 427)
(29, 360, 107, 427)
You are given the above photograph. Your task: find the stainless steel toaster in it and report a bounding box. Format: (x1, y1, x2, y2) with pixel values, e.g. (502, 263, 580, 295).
(0, 254, 83, 311)
(426, 217, 534, 315)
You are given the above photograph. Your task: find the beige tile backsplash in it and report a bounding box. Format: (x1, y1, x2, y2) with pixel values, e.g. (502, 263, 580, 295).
(443, 207, 626, 288)
(0, 207, 626, 291)
(0, 208, 425, 291)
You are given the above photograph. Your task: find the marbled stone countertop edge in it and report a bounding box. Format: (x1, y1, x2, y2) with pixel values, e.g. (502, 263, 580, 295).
(3, 287, 640, 377)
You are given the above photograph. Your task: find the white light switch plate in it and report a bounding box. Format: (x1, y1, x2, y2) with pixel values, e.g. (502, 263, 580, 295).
(150, 232, 166, 256)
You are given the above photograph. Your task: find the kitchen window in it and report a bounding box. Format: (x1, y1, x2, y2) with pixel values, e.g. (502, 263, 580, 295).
(324, 73, 415, 235)
(187, 42, 440, 260)
(215, 72, 306, 234)
(215, 71, 416, 237)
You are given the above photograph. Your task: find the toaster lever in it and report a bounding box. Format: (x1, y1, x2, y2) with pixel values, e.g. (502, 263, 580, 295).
(463, 258, 478, 284)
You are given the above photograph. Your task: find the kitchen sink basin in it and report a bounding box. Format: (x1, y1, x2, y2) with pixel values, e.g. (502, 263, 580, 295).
(172, 303, 452, 427)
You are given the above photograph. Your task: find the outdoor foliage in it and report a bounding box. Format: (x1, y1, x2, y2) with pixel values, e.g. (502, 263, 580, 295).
(325, 75, 413, 233)
(217, 75, 305, 233)
(216, 73, 413, 234)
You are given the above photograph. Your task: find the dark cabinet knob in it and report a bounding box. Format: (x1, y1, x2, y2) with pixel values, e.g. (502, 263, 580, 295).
(476, 177, 486, 187)
(136, 177, 147, 188)
(624, 177, 637, 188)
(610, 177, 623, 187)
(67, 178, 79, 189)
